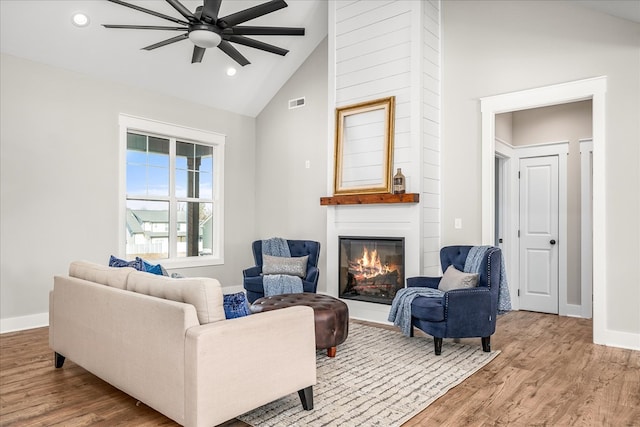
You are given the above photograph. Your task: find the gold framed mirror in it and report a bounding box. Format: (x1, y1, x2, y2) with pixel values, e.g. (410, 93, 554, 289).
(333, 96, 395, 195)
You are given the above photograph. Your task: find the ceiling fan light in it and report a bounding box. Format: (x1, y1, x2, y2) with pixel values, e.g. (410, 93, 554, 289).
(188, 30, 221, 48)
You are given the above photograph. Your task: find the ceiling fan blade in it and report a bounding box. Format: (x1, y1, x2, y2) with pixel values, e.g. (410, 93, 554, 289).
(218, 0, 287, 28)
(201, 0, 223, 23)
(165, 0, 197, 22)
(142, 33, 189, 50)
(103, 24, 186, 31)
(106, 0, 189, 25)
(218, 40, 250, 66)
(225, 35, 288, 56)
(192, 46, 206, 63)
(224, 26, 304, 36)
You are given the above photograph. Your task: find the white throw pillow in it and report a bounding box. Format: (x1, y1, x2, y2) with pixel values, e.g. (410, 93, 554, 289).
(262, 254, 309, 278)
(438, 265, 479, 291)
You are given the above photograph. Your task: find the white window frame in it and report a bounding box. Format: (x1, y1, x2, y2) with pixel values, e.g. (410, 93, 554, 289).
(118, 114, 225, 268)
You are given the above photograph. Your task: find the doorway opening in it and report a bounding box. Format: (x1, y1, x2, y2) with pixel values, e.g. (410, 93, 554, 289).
(480, 77, 606, 344)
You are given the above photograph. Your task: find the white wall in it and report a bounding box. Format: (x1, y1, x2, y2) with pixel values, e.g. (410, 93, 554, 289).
(442, 1, 640, 338)
(254, 38, 329, 292)
(0, 54, 257, 331)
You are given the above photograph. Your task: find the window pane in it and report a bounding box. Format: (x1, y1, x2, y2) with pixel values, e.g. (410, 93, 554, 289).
(126, 132, 169, 197)
(126, 200, 169, 260)
(175, 169, 188, 198)
(176, 142, 213, 199)
(176, 201, 213, 258)
(147, 166, 169, 196)
(199, 171, 212, 199)
(148, 137, 169, 167)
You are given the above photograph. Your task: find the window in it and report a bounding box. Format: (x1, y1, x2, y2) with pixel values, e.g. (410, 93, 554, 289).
(119, 115, 224, 267)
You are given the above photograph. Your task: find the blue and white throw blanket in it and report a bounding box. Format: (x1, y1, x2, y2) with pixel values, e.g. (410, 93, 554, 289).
(262, 237, 303, 297)
(388, 287, 444, 336)
(388, 246, 512, 336)
(464, 246, 512, 314)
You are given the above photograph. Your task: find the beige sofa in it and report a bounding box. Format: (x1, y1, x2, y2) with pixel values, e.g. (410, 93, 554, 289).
(49, 261, 316, 427)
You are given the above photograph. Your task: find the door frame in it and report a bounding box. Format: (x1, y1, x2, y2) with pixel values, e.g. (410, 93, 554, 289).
(495, 140, 569, 314)
(480, 76, 606, 344)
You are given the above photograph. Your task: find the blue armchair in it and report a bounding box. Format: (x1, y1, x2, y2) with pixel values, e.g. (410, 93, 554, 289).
(243, 240, 321, 303)
(407, 245, 502, 355)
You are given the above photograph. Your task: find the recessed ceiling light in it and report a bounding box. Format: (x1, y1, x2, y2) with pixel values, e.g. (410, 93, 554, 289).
(226, 67, 237, 77)
(72, 12, 90, 27)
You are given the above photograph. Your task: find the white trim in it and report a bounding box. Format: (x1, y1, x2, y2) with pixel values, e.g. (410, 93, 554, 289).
(565, 304, 584, 318)
(602, 329, 640, 351)
(494, 139, 519, 310)
(1, 312, 48, 334)
(480, 76, 610, 346)
(118, 114, 225, 269)
(579, 139, 593, 319)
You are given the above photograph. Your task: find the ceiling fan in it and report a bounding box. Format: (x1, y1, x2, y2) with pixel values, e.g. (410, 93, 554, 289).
(103, 0, 305, 66)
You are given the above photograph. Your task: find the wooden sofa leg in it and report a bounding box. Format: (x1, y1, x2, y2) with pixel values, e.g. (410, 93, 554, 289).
(434, 337, 443, 355)
(482, 336, 491, 352)
(327, 347, 337, 358)
(54, 352, 66, 368)
(298, 386, 314, 410)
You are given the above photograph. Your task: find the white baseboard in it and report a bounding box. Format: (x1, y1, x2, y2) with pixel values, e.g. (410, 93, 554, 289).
(603, 329, 640, 351)
(564, 304, 585, 318)
(1, 312, 49, 334)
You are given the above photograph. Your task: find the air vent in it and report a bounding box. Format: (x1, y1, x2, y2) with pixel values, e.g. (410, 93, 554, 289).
(288, 97, 306, 109)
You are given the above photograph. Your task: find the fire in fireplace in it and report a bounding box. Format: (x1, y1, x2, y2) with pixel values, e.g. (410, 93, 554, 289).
(338, 236, 404, 305)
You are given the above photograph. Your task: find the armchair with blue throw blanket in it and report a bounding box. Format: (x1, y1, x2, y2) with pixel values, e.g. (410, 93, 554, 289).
(243, 239, 321, 303)
(389, 245, 511, 355)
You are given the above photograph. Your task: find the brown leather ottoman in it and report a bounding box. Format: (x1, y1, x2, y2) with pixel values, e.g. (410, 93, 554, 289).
(250, 293, 349, 357)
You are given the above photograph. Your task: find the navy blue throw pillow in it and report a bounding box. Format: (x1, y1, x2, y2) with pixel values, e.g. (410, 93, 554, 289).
(136, 257, 164, 276)
(109, 255, 146, 272)
(223, 292, 251, 319)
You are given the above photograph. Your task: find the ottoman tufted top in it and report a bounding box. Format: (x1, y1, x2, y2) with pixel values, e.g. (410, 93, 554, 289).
(250, 293, 349, 356)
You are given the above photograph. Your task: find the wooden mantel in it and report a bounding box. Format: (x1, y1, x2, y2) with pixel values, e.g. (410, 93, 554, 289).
(320, 193, 419, 206)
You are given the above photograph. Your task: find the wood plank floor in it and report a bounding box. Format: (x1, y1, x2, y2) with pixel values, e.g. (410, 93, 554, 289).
(1, 311, 638, 426)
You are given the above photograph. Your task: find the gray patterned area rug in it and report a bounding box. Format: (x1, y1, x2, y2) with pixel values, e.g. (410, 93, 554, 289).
(238, 322, 500, 427)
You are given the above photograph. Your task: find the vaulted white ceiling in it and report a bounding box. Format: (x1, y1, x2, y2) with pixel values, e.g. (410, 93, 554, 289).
(0, 0, 328, 117)
(1, 1, 637, 118)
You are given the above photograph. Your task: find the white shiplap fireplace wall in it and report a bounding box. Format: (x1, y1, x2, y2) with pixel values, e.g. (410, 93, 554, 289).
(326, 1, 441, 323)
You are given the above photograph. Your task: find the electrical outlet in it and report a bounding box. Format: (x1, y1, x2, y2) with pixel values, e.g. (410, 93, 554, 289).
(305, 160, 310, 169)
(454, 218, 462, 229)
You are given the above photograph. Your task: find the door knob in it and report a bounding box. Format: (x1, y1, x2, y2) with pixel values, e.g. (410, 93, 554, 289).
(550, 239, 556, 245)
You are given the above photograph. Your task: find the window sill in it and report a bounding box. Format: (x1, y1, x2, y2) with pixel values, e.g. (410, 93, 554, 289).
(157, 257, 223, 269)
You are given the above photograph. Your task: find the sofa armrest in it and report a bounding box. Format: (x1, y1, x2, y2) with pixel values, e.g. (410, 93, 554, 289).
(406, 276, 441, 289)
(243, 266, 261, 278)
(184, 306, 316, 427)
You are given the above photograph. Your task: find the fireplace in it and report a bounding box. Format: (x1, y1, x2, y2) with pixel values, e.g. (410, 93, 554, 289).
(338, 236, 404, 305)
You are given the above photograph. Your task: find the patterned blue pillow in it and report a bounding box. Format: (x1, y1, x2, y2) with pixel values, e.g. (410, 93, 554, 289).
(137, 258, 164, 276)
(223, 292, 251, 319)
(109, 255, 146, 272)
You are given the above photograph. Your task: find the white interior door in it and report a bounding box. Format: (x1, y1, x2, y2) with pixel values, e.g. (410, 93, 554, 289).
(519, 155, 559, 314)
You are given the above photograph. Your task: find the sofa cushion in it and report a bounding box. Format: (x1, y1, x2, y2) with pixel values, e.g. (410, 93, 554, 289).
(127, 271, 225, 324)
(69, 260, 134, 290)
(438, 265, 479, 292)
(262, 254, 308, 278)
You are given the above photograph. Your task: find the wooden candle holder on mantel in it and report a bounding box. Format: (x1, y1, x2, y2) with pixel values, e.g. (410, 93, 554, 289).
(319, 193, 419, 206)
